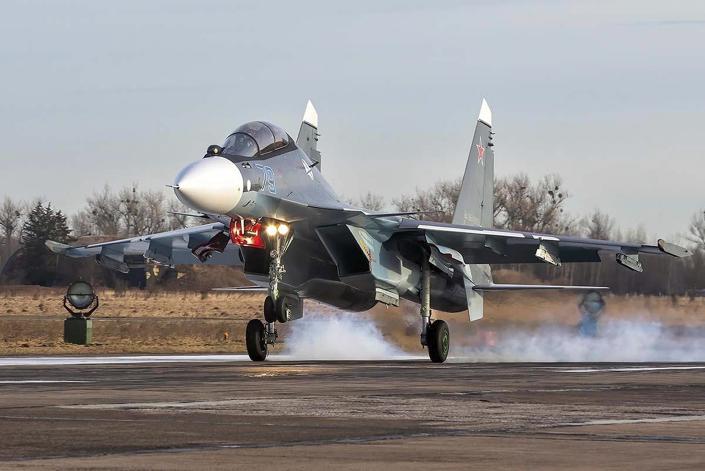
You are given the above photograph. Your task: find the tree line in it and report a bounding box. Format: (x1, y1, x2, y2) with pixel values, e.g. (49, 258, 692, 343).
(1, 177, 703, 293)
(0, 186, 190, 285)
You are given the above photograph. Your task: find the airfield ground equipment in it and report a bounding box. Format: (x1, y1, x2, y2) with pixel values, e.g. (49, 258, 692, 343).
(62, 280, 99, 345)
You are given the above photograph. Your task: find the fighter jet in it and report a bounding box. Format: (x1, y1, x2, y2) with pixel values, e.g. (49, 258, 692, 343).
(47, 99, 691, 363)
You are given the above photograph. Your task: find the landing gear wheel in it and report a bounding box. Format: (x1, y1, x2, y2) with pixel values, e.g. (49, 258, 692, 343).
(427, 319, 450, 363)
(263, 296, 277, 323)
(276, 296, 289, 323)
(246, 319, 268, 361)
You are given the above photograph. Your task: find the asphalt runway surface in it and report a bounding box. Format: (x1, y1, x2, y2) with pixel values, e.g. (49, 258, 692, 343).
(0, 356, 704, 470)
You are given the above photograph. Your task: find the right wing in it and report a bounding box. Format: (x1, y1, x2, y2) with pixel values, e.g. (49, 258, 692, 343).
(46, 222, 241, 273)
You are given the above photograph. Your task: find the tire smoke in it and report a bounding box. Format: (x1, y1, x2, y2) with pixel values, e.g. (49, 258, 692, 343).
(280, 301, 705, 363)
(453, 319, 705, 362)
(282, 313, 411, 360)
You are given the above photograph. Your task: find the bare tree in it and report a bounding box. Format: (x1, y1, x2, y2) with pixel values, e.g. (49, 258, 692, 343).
(393, 179, 461, 222)
(70, 209, 95, 237)
(494, 174, 573, 233)
(86, 185, 122, 236)
(687, 209, 705, 249)
(167, 199, 196, 230)
(357, 192, 385, 211)
(75, 185, 177, 238)
(621, 225, 647, 244)
(582, 209, 614, 240)
(0, 197, 23, 262)
(119, 187, 168, 235)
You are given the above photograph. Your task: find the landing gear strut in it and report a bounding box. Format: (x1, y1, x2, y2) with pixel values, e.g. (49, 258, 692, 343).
(245, 223, 292, 362)
(419, 250, 450, 363)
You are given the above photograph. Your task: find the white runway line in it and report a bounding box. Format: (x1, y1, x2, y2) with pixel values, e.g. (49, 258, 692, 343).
(563, 415, 705, 426)
(0, 355, 252, 367)
(0, 354, 422, 367)
(0, 380, 93, 384)
(558, 366, 705, 373)
(273, 354, 422, 361)
(64, 399, 273, 410)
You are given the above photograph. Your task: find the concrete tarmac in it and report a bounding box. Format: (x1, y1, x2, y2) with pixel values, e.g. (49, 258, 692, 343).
(0, 356, 704, 470)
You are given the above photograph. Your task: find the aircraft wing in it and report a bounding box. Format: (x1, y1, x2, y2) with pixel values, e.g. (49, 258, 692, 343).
(397, 219, 690, 271)
(46, 222, 241, 273)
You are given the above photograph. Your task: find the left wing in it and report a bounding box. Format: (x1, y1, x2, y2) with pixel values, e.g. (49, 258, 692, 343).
(398, 219, 690, 271)
(355, 217, 689, 321)
(46, 223, 241, 273)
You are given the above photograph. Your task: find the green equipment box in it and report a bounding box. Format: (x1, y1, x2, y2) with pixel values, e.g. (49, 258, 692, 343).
(64, 317, 92, 345)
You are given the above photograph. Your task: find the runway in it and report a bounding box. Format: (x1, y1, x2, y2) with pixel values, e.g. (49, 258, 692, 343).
(1, 356, 704, 470)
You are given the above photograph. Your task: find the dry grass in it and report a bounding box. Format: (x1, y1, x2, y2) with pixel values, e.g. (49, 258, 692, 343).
(0, 285, 264, 319)
(1, 285, 704, 355)
(0, 285, 261, 354)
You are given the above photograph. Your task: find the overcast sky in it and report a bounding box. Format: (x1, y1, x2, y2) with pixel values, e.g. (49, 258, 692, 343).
(1, 0, 703, 239)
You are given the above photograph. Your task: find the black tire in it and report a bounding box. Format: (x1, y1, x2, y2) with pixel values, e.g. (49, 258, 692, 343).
(276, 296, 289, 323)
(427, 319, 450, 363)
(263, 296, 277, 323)
(246, 319, 268, 361)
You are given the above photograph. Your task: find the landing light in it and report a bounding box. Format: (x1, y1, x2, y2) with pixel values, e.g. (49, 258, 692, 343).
(265, 224, 278, 237)
(265, 223, 289, 237)
(64, 281, 99, 318)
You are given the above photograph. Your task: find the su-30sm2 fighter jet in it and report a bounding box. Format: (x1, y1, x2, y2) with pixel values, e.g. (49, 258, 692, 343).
(48, 100, 690, 362)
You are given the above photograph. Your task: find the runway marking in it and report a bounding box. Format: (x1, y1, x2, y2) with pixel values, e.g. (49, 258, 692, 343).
(0, 355, 252, 367)
(0, 380, 92, 384)
(558, 366, 705, 373)
(63, 398, 287, 410)
(562, 415, 705, 426)
(0, 354, 422, 367)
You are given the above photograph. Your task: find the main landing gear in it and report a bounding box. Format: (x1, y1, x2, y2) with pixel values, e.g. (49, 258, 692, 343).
(419, 251, 450, 363)
(245, 223, 292, 362)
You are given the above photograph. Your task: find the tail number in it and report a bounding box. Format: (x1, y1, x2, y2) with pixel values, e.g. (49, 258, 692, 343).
(254, 164, 276, 194)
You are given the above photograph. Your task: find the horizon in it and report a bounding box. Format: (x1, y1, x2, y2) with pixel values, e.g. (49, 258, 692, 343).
(1, 0, 703, 242)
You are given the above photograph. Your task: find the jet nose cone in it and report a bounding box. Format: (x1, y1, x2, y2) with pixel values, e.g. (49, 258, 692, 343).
(173, 157, 243, 214)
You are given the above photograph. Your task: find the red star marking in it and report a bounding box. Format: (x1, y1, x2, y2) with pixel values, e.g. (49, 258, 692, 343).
(476, 138, 486, 165)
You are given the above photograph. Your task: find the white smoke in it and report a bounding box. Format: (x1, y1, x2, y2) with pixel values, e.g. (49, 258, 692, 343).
(277, 305, 705, 363)
(282, 313, 411, 360)
(454, 319, 705, 362)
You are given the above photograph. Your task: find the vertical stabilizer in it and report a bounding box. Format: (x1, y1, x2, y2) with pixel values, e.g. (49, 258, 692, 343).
(452, 98, 494, 227)
(296, 100, 321, 170)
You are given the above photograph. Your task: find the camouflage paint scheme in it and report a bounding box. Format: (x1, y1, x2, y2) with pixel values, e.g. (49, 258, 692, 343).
(48, 100, 690, 323)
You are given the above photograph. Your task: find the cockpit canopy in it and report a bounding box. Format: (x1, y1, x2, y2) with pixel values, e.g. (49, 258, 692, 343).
(222, 121, 290, 158)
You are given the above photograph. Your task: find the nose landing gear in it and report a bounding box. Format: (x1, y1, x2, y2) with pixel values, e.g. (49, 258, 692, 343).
(245, 223, 292, 362)
(245, 301, 279, 361)
(245, 319, 268, 361)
